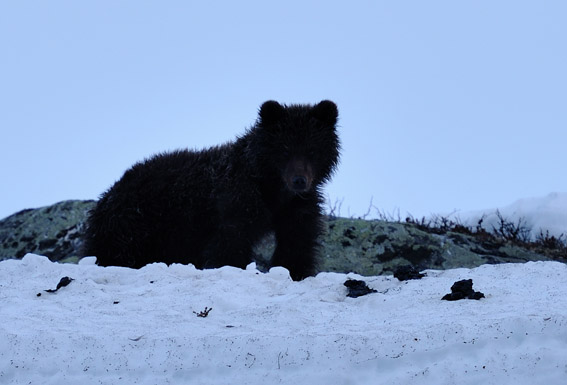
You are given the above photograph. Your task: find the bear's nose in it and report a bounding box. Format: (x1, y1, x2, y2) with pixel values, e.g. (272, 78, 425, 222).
(292, 175, 308, 191)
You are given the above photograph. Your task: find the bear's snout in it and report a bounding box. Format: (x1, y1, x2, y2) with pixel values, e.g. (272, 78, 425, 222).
(284, 157, 313, 193)
(292, 175, 308, 191)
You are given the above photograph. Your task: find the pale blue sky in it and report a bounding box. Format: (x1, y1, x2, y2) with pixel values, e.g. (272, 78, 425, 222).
(1, 1, 566, 220)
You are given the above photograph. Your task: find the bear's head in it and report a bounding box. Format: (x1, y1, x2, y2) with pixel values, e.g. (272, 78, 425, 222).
(248, 100, 340, 196)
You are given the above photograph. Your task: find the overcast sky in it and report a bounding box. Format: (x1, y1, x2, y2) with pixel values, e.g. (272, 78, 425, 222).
(1, 1, 566, 220)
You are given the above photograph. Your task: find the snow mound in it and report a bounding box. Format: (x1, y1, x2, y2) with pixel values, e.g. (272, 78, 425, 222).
(1, 254, 567, 384)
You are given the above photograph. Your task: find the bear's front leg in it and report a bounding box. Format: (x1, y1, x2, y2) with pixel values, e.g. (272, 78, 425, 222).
(271, 206, 323, 281)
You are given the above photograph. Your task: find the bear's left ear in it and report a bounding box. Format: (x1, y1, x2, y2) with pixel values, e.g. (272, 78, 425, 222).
(311, 100, 338, 125)
(259, 100, 285, 125)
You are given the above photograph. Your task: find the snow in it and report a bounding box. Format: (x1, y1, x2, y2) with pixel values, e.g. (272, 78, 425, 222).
(458, 192, 567, 239)
(1, 254, 567, 384)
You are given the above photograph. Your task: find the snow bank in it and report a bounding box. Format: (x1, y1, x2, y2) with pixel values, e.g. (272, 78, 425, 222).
(1, 254, 567, 384)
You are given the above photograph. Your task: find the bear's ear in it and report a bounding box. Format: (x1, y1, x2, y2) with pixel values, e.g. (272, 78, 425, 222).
(259, 100, 285, 125)
(311, 100, 338, 125)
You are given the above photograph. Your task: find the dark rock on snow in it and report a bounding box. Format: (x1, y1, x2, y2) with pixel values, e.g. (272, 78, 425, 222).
(344, 279, 377, 298)
(393, 265, 426, 281)
(442, 279, 485, 301)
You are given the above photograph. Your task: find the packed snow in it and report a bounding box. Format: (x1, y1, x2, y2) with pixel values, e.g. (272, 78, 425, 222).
(1, 254, 566, 384)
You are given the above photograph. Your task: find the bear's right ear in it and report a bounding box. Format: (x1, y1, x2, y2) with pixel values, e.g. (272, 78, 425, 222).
(259, 100, 285, 125)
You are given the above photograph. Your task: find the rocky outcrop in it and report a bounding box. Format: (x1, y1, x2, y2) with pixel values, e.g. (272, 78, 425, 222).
(0, 200, 95, 263)
(316, 218, 550, 275)
(0, 200, 556, 275)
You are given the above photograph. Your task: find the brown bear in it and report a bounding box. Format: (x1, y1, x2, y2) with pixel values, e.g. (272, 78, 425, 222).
(83, 100, 340, 280)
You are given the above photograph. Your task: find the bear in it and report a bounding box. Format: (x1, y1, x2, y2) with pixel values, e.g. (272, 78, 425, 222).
(83, 100, 340, 281)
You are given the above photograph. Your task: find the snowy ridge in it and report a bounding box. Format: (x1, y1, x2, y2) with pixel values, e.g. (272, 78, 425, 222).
(1, 254, 567, 384)
(458, 192, 567, 239)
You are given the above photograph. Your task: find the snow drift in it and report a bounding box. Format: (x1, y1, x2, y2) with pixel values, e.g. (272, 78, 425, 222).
(1, 254, 566, 384)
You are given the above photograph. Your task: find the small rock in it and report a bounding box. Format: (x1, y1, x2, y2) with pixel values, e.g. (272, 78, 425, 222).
(393, 265, 426, 281)
(344, 279, 377, 298)
(442, 279, 485, 301)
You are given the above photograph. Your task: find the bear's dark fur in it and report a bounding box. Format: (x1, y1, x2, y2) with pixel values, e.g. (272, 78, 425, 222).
(83, 100, 340, 280)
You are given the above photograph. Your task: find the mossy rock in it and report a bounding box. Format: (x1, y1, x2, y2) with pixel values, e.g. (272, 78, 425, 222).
(0, 200, 95, 263)
(317, 217, 550, 275)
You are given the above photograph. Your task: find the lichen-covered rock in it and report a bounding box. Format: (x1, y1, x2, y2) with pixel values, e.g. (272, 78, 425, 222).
(0, 200, 554, 275)
(319, 217, 550, 276)
(0, 200, 95, 263)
